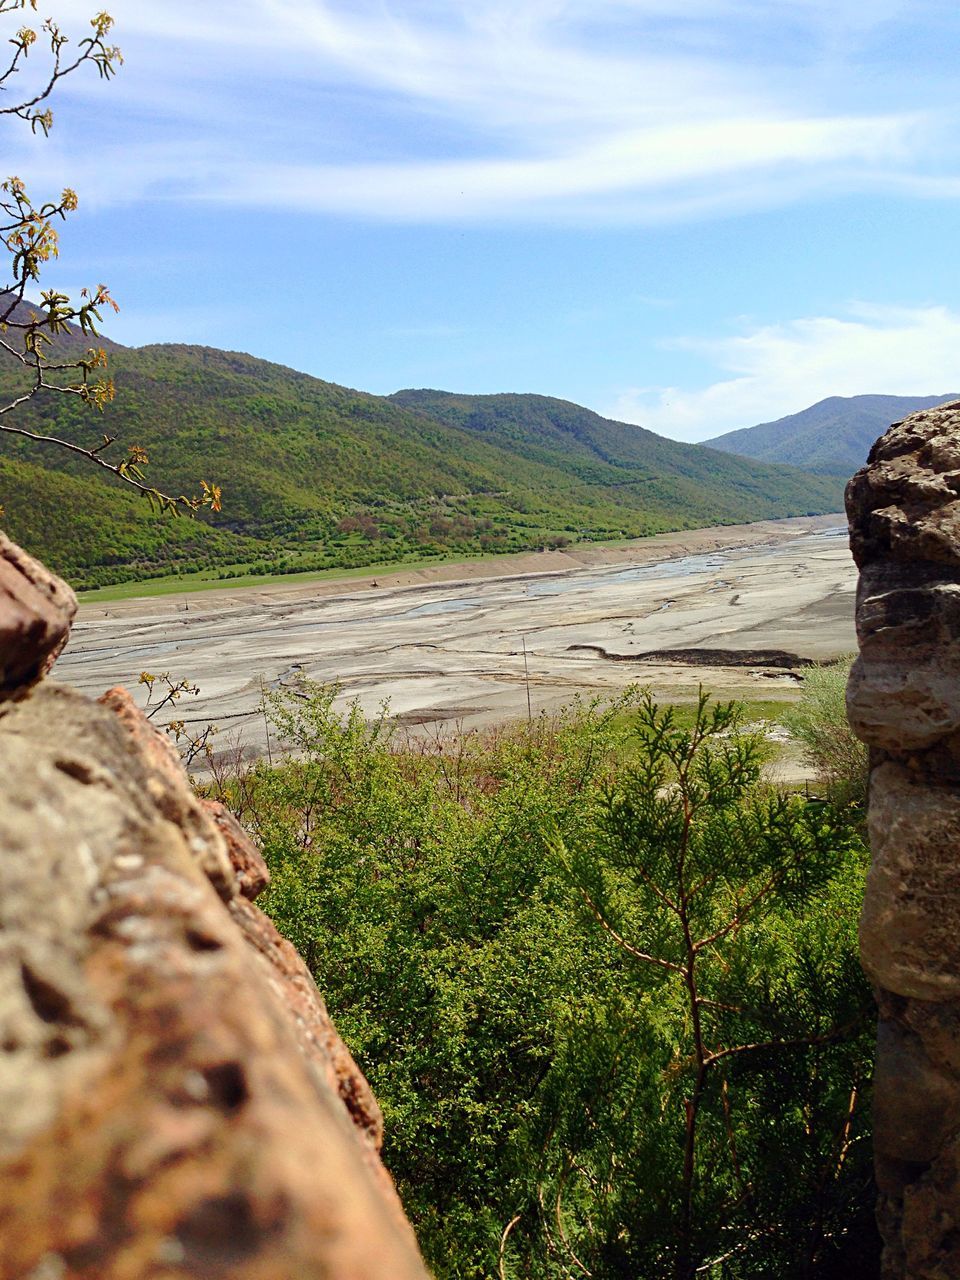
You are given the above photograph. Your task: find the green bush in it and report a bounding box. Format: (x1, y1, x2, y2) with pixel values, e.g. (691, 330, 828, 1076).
(522, 691, 877, 1278)
(220, 686, 876, 1279)
(226, 684, 631, 1278)
(784, 659, 869, 810)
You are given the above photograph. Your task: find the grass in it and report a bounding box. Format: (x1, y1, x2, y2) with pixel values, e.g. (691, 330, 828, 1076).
(75, 544, 536, 603)
(609, 696, 795, 738)
(73, 515, 844, 606)
(603, 694, 800, 781)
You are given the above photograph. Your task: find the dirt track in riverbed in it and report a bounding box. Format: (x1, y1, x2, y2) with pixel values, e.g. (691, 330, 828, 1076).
(58, 515, 855, 779)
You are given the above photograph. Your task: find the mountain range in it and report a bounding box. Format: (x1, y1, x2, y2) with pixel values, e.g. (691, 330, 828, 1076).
(0, 334, 846, 590)
(704, 393, 959, 476)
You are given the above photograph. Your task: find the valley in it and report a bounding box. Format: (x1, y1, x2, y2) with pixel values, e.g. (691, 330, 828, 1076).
(0, 341, 845, 590)
(58, 514, 855, 770)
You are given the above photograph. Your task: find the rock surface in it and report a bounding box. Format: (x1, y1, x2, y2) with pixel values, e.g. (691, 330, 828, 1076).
(203, 799, 271, 901)
(0, 530, 76, 692)
(847, 401, 960, 1278)
(0, 543, 428, 1277)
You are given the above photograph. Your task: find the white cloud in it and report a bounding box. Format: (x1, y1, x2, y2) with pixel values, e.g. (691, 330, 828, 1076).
(11, 0, 953, 224)
(610, 304, 960, 440)
(189, 112, 915, 221)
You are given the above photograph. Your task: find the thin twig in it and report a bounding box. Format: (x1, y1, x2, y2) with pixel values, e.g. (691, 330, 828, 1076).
(498, 1213, 521, 1280)
(578, 887, 685, 974)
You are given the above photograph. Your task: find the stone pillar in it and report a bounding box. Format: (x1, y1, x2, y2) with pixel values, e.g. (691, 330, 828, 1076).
(846, 403, 960, 1278)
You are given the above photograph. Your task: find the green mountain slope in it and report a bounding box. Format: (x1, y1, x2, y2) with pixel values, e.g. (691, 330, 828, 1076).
(391, 388, 844, 522)
(0, 344, 845, 590)
(703, 393, 960, 477)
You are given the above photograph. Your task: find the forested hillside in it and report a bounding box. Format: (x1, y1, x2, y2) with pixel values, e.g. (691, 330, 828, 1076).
(0, 342, 844, 589)
(390, 387, 840, 510)
(704, 393, 959, 476)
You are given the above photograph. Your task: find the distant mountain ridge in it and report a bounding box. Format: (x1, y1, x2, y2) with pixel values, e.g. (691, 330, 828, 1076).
(0, 343, 845, 590)
(703, 394, 960, 477)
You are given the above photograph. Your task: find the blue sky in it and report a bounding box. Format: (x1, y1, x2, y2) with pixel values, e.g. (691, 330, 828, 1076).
(12, 0, 960, 440)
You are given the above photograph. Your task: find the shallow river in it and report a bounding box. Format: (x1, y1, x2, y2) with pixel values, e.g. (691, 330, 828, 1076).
(58, 522, 856, 760)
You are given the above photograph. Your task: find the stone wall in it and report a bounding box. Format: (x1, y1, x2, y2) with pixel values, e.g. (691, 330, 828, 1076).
(0, 534, 429, 1279)
(847, 403, 960, 1278)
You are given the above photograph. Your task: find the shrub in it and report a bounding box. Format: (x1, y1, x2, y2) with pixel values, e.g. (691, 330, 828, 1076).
(784, 658, 868, 810)
(226, 687, 876, 1279)
(522, 691, 877, 1278)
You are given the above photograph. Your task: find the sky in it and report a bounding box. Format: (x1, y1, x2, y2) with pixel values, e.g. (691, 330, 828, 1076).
(9, 0, 960, 441)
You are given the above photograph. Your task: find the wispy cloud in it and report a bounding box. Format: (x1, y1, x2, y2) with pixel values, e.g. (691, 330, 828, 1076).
(18, 0, 957, 224)
(205, 113, 917, 221)
(610, 304, 960, 440)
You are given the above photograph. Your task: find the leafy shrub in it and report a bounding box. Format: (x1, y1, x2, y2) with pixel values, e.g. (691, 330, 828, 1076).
(218, 686, 876, 1279)
(221, 685, 629, 1277)
(784, 659, 869, 810)
(522, 692, 877, 1278)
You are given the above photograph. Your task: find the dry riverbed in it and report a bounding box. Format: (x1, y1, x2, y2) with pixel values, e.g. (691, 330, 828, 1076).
(60, 514, 855, 775)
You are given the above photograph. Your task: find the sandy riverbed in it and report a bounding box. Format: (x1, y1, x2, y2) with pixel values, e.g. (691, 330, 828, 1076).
(58, 514, 856, 773)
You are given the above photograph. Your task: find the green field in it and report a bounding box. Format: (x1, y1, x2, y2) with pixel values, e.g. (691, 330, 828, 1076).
(76, 543, 526, 602)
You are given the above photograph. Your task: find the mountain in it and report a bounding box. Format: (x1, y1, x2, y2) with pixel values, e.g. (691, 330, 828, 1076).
(0, 343, 845, 590)
(390, 385, 843, 515)
(703, 394, 960, 477)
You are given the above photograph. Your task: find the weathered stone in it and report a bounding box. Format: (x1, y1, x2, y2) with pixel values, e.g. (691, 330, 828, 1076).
(0, 681, 428, 1279)
(99, 686, 236, 901)
(203, 800, 271, 900)
(873, 1019, 960, 1168)
(861, 763, 960, 999)
(0, 531, 76, 693)
(899, 997, 960, 1079)
(846, 401, 960, 1277)
(847, 402, 960, 571)
(228, 895, 388, 1161)
(848, 563, 960, 752)
(896, 1134, 960, 1280)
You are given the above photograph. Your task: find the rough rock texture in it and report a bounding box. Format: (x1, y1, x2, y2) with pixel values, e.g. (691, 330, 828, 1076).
(202, 800, 271, 901)
(847, 401, 960, 1278)
(0, 530, 76, 691)
(0, 547, 428, 1277)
